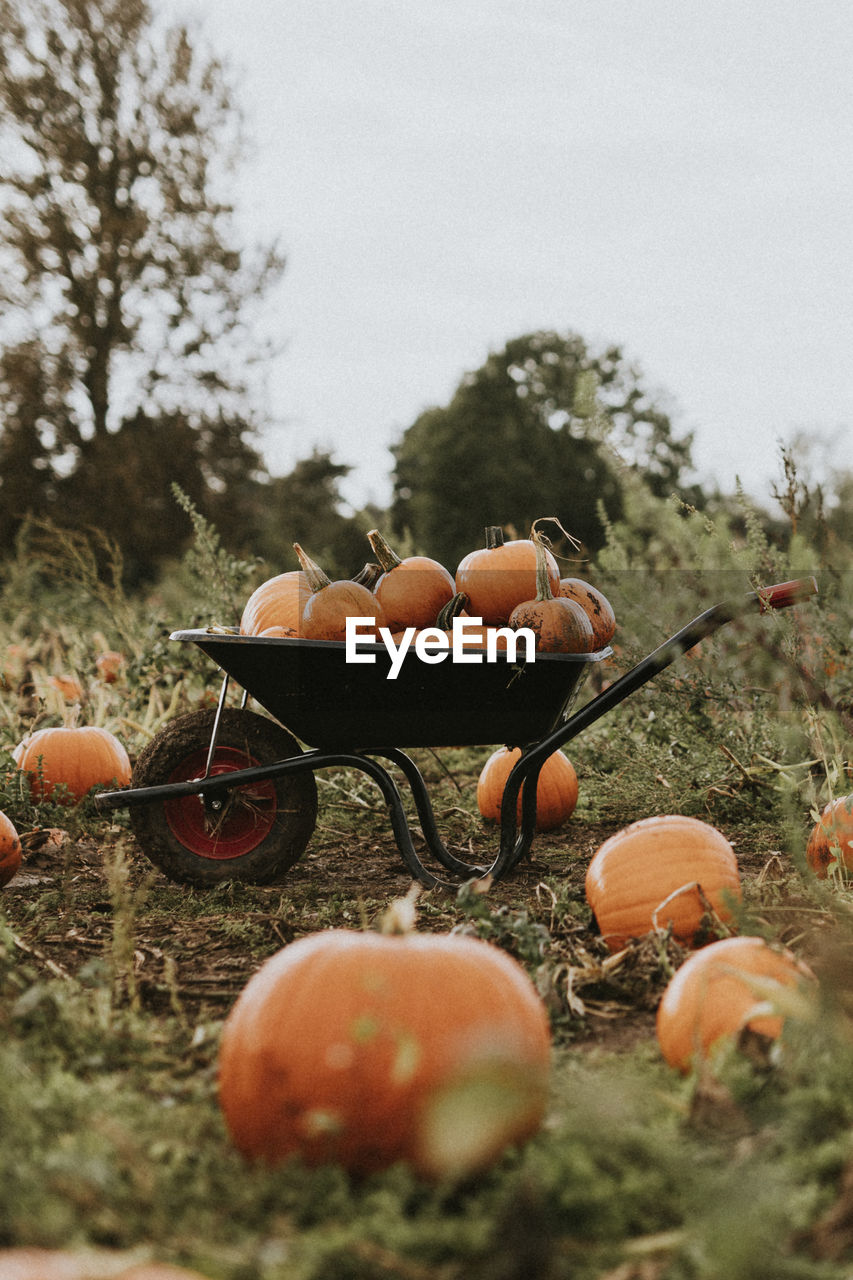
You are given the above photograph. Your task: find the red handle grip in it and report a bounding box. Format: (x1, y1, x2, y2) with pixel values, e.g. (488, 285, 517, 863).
(756, 577, 819, 611)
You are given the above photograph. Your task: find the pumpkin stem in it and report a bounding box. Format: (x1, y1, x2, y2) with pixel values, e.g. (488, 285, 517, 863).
(352, 561, 383, 591)
(484, 525, 505, 550)
(366, 529, 404, 573)
(435, 592, 469, 629)
(292, 543, 332, 593)
(531, 530, 556, 602)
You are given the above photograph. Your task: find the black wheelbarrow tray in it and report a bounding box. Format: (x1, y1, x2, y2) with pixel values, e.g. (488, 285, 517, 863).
(94, 577, 818, 889)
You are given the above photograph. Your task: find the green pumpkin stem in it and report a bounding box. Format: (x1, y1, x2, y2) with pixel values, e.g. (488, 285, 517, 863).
(435, 592, 469, 629)
(484, 525, 505, 550)
(366, 528, 404, 573)
(352, 561, 383, 590)
(292, 543, 331, 593)
(532, 531, 556, 602)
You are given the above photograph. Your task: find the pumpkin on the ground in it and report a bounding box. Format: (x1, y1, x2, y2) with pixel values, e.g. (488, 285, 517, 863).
(0, 809, 22, 887)
(477, 747, 578, 831)
(806, 794, 853, 878)
(15, 725, 131, 802)
(218, 927, 551, 1180)
(585, 814, 742, 951)
(656, 934, 815, 1073)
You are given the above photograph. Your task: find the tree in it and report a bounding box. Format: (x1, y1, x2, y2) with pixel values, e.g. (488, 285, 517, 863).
(389, 330, 700, 571)
(0, 0, 283, 572)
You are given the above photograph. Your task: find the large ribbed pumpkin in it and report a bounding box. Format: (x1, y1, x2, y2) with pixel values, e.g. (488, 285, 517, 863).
(0, 810, 22, 887)
(806, 794, 853, 878)
(16, 726, 131, 802)
(656, 935, 815, 1073)
(585, 814, 742, 952)
(477, 747, 578, 831)
(218, 928, 551, 1180)
(239, 570, 310, 636)
(0, 1249, 212, 1279)
(455, 526, 561, 625)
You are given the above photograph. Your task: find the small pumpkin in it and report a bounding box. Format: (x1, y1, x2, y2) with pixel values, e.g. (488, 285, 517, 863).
(455, 526, 561, 625)
(294, 544, 387, 642)
(477, 747, 578, 831)
(240, 569, 310, 637)
(585, 814, 742, 952)
(16, 725, 132, 802)
(367, 529, 455, 632)
(558, 578, 616, 649)
(218, 927, 551, 1180)
(656, 935, 815, 1073)
(507, 533, 594, 654)
(806, 794, 853, 878)
(0, 1248, 212, 1279)
(0, 809, 22, 887)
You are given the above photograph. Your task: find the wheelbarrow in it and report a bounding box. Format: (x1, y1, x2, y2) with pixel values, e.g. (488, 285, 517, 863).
(93, 577, 818, 889)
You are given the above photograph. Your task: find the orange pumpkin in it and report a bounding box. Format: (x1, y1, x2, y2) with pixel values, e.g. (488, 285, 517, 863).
(558, 578, 616, 649)
(455, 526, 561, 625)
(367, 529, 455, 631)
(508, 534, 594, 654)
(0, 1249, 212, 1279)
(16, 725, 132, 802)
(240, 569, 310, 637)
(585, 814, 742, 952)
(656, 935, 815, 1072)
(218, 928, 551, 1180)
(477, 747, 578, 831)
(0, 810, 22, 887)
(806, 794, 853, 878)
(294, 544, 387, 642)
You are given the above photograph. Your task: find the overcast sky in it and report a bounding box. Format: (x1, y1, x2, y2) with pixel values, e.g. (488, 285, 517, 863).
(183, 0, 852, 512)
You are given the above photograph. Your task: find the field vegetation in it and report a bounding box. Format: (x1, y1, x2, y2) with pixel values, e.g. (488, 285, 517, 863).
(1, 473, 852, 1280)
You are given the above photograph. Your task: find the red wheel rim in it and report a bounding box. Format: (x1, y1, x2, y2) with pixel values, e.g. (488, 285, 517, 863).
(164, 747, 278, 860)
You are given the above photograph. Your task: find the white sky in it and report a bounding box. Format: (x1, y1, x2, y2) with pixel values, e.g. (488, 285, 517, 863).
(181, 0, 853, 512)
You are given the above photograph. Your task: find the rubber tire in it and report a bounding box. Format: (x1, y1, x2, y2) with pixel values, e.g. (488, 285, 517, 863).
(129, 708, 317, 887)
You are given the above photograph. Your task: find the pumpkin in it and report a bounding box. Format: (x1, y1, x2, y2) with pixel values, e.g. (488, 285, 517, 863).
(218, 928, 551, 1180)
(507, 533, 594, 653)
(0, 1249, 212, 1279)
(585, 814, 742, 952)
(455, 526, 561, 625)
(477, 747, 578, 831)
(16, 725, 132, 802)
(656, 935, 815, 1072)
(239, 569, 310, 637)
(366, 529, 455, 632)
(806, 794, 853, 878)
(95, 650, 124, 683)
(558, 578, 616, 649)
(0, 809, 22, 887)
(293, 544, 387, 642)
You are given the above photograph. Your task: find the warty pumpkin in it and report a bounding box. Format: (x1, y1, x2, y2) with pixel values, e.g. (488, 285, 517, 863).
(558, 577, 616, 649)
(294, 544, 387, 641)
(656, 934, 815, 1073)
(16, 725, 132, 802)
(367, 529, 455, 632)
(477, 746, 578, 831)
(0, 809, 22, 887)
(806, 794, 853, 878)
(218, 927, 551, 1180)
(507, 533, 594, 654)
(239, 569, 310, 637)
(455, 526, 561, 625)
(585, 814, 742, 951)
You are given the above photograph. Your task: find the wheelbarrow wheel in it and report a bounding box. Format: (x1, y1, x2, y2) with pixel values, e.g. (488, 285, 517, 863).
(129, 708, 317, 887)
